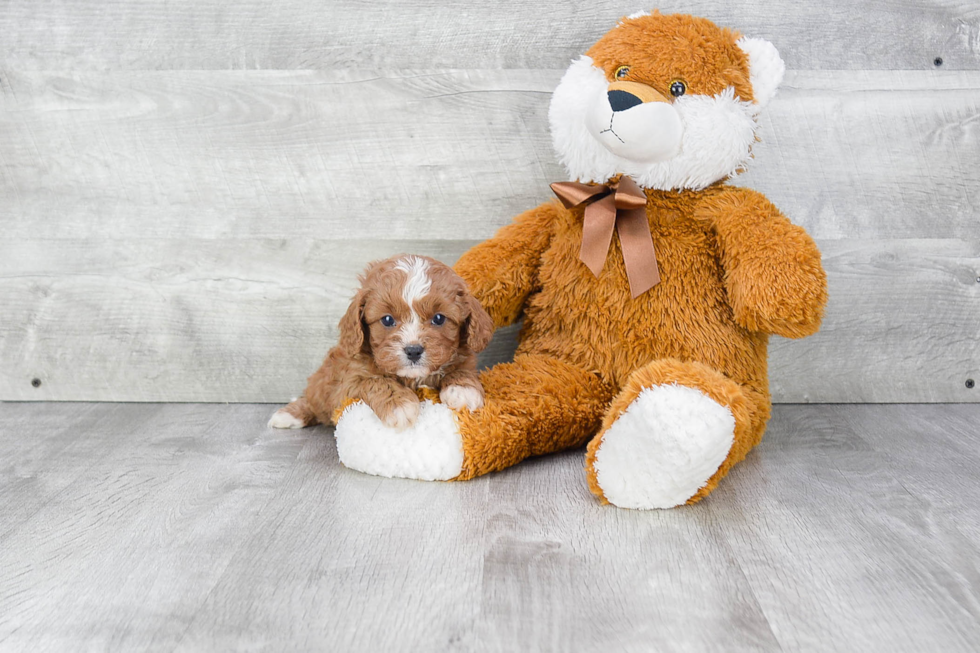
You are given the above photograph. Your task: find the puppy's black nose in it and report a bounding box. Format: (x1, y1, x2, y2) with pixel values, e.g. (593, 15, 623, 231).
(404, 344, 424, 363)
(608, 90, 643, 112)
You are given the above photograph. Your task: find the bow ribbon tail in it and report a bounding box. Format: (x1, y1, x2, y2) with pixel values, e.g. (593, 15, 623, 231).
(579, 193, 618, 277)
(550, 181, 609, 209)
(616, 206, 660, 298)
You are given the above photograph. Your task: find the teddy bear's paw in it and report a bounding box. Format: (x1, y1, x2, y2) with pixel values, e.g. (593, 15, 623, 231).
(334, 399, 464, 481)
(592, 384, 735, 509)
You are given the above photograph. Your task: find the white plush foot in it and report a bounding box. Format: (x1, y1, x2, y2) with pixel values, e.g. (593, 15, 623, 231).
(593, 384, 735, 509)
(440, 384, 484, 411)
(268, 409, 305, 429)
(334, 399, 464, 481)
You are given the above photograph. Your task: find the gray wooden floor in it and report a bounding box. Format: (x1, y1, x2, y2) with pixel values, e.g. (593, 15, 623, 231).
(1, 403, 978, 652)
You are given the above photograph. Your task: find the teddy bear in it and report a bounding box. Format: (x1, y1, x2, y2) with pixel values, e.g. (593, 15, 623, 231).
(333, 11, 828, 509)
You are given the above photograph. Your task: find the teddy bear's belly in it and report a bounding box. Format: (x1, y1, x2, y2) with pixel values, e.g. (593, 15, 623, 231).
(516, 228, 769, 395)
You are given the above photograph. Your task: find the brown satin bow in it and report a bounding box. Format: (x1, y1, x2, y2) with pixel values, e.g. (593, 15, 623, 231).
(550, 176, 661, 298)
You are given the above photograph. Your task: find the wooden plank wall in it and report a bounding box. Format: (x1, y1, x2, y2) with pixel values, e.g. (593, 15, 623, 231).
(0, 1, 978, 403)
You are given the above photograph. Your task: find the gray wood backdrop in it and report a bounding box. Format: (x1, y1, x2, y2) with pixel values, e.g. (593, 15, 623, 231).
(1, 1, 978, 403)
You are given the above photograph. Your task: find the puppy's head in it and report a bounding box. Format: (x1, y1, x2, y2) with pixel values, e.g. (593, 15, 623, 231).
(338, 255, 494, 379)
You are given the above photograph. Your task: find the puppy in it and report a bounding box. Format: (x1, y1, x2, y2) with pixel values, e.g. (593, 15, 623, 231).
(269, 254, 494, 430)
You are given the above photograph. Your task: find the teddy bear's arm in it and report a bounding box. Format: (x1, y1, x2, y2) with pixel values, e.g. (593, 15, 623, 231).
(453, 202, 558, 328)
(703, 188, 828, 339)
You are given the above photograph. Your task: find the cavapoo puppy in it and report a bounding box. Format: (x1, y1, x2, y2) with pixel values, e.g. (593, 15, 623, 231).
(269, 255, 494, 430)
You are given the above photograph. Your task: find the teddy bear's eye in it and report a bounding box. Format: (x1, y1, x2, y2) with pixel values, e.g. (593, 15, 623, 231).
(380, 315, 396, 327)
(615, 66, 630, 79)
(669, 80, 687, 97)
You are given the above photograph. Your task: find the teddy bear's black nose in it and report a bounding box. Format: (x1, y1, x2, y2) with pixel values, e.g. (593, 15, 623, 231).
(608, 90, 643, 112)
(404, 344, 425, 363)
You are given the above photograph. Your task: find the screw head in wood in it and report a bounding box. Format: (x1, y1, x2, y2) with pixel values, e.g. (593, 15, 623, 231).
(31, 378, 42, 388)
(934, 57, 943, 66)
(967, 379, 976, 389)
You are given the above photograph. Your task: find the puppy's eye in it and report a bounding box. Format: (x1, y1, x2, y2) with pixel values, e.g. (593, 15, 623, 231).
(669, 80, 687, 97)
(431, 313, 446, 326)
(380, 315, 396, 327)
(615, 65, 630, 80)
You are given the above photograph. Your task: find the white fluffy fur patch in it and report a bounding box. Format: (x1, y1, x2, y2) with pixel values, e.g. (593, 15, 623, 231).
(440, 384, 484, 411)
(549, 56, 759, 191)
(736, 37, 785, 110)
(593, 384, 735, 509)
(334, 399, 464, 481)
(396, 317, 423, 348)
(268, 409, 305, 429)
(395, 256, 431, 305)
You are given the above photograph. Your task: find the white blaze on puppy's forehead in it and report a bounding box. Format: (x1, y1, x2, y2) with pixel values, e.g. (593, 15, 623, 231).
(395, 256, 432, 306)
(393, 256, 430, 358)
(398, 318, 423, 347)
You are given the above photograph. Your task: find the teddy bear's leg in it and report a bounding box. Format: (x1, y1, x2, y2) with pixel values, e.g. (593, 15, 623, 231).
(334, 354, 613, 481)
(585, 358, 770, 509)
(453, 353, 614, 479)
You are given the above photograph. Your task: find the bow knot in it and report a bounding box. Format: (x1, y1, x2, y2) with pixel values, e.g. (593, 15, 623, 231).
(550, 177, 660, 298)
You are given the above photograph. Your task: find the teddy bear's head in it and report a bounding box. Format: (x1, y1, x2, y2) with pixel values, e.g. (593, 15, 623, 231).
(549, 11, 784, 191)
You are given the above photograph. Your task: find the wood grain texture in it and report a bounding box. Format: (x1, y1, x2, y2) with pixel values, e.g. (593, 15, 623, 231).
(1, 0, 978, 71)
(828, 404, 980, 541)
(710, 404, 980, 651)
(0, 403, 308, 649)
(1, 238, 977, 403)
(1, 402, 979, 651)
(2, 4, 978, 405)
(1, 70, 978, 241)
(769, 238, 980, 403)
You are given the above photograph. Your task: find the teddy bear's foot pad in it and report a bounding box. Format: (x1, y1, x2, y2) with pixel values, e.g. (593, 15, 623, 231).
(334, 400, 464, 481)
(593, 384, 735, 509)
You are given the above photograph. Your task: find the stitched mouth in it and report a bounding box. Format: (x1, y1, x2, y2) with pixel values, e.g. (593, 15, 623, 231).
(598, 113, 625, 144)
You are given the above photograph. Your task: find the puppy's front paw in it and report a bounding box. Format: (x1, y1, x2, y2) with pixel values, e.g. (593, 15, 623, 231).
(378, 399, 421, 430)
(440, 384, 484, 411)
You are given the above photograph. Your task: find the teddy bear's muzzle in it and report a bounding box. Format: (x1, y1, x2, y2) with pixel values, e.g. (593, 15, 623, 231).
(586, 81, 683, 163)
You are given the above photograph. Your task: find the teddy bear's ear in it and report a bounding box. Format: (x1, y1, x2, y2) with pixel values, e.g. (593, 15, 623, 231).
(736, 37, 785, 110)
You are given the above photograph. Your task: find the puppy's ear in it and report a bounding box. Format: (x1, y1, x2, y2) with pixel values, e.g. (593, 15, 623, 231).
(458, 292, 494, 353)
(338, 289, 370, 356)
